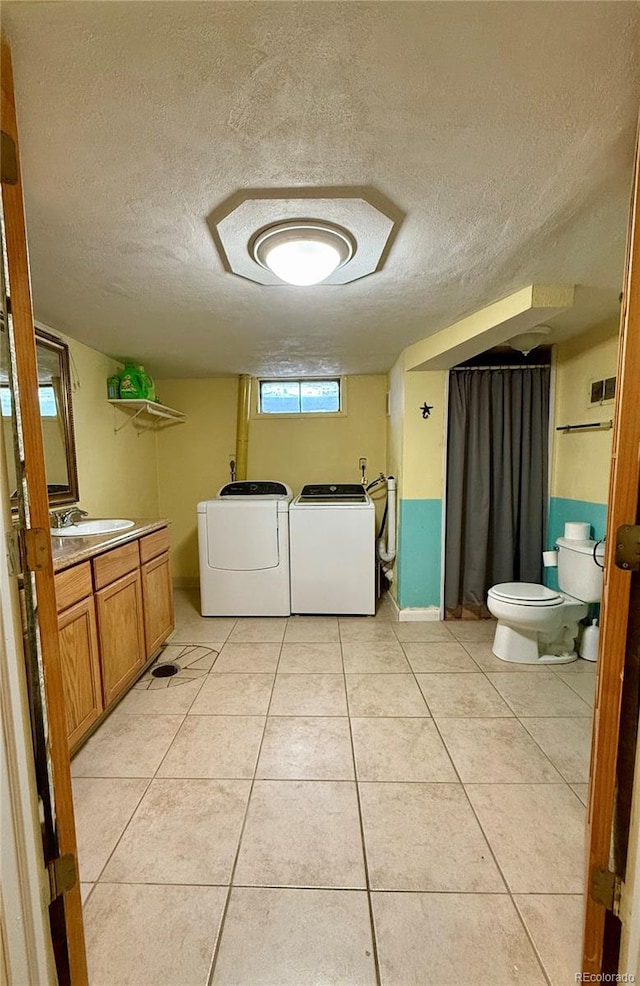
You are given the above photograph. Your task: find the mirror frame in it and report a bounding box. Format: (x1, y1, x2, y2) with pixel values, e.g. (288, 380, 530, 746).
(13, 326, 80, 508)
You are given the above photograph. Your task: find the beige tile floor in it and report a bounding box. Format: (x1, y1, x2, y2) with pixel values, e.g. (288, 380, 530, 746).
(75, 589, 595, 986)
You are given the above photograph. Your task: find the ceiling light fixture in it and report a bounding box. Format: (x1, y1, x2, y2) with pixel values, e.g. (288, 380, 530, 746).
(251, 220, 356, 286)
(508, 324, 552, 356)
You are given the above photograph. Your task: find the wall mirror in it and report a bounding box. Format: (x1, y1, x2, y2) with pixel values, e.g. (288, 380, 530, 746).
(1, 324, 79, 508)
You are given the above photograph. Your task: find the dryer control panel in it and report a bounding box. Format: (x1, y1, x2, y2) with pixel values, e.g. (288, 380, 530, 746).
(298, 483, 368, 503)
(219, 481, 290, 497)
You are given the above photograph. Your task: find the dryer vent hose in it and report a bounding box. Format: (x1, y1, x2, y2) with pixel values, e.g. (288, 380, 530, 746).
(377, 476, 397, 581)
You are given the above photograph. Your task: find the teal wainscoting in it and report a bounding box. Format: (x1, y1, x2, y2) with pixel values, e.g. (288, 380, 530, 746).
(545, 496, 608, 589)
(396, 498, 442, 609)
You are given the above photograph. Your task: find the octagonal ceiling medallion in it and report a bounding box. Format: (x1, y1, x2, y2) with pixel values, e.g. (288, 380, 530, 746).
(208, 187, 403, 286)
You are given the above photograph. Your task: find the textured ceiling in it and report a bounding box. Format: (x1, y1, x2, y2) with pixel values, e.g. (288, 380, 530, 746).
(3, 1, 639, 378)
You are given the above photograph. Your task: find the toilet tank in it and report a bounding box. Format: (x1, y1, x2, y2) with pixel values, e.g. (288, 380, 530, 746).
(556, 537, 604, 602)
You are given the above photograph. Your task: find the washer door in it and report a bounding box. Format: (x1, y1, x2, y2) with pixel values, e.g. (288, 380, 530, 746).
(205, 501, 280, 571)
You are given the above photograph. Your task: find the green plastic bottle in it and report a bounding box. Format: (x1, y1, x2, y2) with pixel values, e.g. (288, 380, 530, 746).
(118, 361, 147, 399)
(137, 365, 155, 401)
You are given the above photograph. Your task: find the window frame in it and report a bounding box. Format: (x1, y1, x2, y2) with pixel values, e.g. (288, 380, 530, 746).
(1, 383, 59, 417)
(254, 376, 347, 419)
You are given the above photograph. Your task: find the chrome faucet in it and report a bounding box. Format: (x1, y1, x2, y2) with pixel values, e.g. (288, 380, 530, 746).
(51, 507, 88, 529)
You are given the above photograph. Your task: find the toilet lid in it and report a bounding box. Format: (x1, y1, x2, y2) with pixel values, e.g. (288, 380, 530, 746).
(489, 582, 564, 606)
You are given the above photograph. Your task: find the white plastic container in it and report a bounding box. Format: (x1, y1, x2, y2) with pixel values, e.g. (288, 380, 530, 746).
(580, 619, 600, 662)
(565, 521, 591, 541)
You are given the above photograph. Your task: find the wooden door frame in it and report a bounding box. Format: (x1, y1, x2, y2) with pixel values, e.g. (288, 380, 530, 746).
(0, 426, 56, 986)
(620, 718, 640, 975)
(583, 122, 640, 972)
(1, 35, 88, 985)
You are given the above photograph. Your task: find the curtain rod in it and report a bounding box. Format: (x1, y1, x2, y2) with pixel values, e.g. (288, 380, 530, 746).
(452, 364, 550, 371)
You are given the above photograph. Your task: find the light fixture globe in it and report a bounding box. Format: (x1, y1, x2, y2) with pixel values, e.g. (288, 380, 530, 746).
(251, 220, 356, 286)
(508, 324, 552, 356)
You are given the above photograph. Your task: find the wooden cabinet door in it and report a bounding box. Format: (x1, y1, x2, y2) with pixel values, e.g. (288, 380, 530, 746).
(141, 552, 175, 658)
(58, 596, 102, 749)
(96, 570, 145, 706)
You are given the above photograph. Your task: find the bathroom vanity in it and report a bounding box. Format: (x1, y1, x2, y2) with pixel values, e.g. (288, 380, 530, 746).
(52, 520, 174, 752)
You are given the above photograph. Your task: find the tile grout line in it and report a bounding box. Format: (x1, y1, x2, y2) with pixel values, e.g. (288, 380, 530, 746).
(457, 637, 590, 789)
(81, 878, 586, 896)
(80, 603, 584, 982)
(205, 631, 285, 986)
(78, 608, 238, 906)
(399, 632, 555, 986)
(516, 713, 593, 787)
(81, 775, 155, 897)
(339, 620, 383, 986)
(73, 774, 580, 785)
(457, 639, 594, 787)
(458, 636, 584, 986)
(552, 672, 597, 707)
(83, 630, 223, 893)
(149, 632, 235, 778)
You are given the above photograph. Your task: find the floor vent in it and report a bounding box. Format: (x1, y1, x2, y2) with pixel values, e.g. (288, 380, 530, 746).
(150, 662, 180, 679)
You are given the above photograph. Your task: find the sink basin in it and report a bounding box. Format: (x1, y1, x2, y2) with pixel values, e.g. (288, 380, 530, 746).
(51, 519, 135, 537)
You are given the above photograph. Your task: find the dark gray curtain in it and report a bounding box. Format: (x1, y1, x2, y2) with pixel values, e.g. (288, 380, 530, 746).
(444, 366, 550, 617)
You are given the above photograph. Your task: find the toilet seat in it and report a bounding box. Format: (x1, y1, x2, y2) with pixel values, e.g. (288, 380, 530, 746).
(488, 582, 564, 607)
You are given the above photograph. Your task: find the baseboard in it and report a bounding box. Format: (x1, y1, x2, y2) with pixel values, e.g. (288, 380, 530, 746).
(399, 606, 442, 622)
(385, 594, 442, 622)
(172, 577, 200, 589)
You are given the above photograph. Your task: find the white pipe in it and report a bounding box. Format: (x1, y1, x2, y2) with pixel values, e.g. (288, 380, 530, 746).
(377, 476, 397, 579)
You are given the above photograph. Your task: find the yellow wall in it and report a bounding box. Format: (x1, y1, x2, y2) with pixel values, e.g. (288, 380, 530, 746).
(64, 333, 160, 518)
(551, 316, 620, 503)
(40, 315, 619, 595)
(156, 378, 238, 583)
(402, 368, 448, 499)
(155, 374, 387, 582)
(387, 360, 404, 499)
(387, 361, 448, 500)
(17, 327, 160, 519)
(15, 333, 389, 586)
(403, 285, 574, 371)
(385, 360, 447, 603)
(248, 376, 387, 494)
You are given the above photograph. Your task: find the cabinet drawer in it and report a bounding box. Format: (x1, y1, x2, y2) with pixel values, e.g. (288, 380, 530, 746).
(139, 527, 169, 564)
(55, 561, 93, 612)
(93, 540, 140, 590)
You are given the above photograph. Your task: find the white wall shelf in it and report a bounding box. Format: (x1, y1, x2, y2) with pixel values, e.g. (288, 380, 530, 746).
(108, 399, 186, 434)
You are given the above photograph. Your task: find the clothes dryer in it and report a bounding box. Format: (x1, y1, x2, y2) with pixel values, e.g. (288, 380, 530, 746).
(197, 481, 292, 616)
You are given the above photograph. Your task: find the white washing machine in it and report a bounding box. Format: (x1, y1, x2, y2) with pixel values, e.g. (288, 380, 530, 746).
(289, 483, 376, 615)
(197, 481, 292, 616)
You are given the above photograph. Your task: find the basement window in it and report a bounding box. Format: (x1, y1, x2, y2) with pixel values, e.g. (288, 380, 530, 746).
(0, 384, 58, 417)
(258, 378, 342, 415)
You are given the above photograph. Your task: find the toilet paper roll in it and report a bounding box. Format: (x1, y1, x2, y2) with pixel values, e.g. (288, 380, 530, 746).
(564, 521, 591, 541)
(543, 550, 558, 568)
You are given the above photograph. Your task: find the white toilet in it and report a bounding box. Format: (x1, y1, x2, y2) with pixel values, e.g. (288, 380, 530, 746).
(486, 536, 604, 665)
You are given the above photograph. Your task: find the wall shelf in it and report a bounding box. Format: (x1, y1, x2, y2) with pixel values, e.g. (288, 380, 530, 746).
(108, 399, 185, 434)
